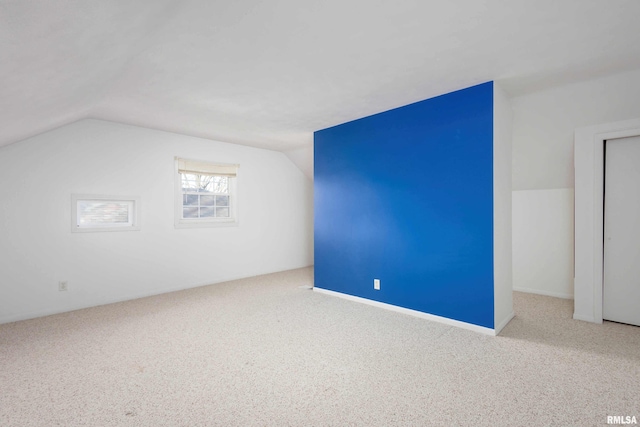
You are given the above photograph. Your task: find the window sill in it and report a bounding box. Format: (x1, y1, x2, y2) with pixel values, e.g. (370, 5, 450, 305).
(174, 218, 238, 229)
(72, 225, 141, 233)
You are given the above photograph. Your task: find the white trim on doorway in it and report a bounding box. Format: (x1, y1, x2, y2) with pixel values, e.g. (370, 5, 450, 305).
(574, 117, 640, 323)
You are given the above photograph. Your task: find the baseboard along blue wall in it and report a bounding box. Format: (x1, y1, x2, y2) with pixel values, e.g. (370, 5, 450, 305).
(314, 81, 495, 328)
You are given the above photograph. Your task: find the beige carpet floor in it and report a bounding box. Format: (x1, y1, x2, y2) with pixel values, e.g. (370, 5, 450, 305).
(1, 267, 639, 426)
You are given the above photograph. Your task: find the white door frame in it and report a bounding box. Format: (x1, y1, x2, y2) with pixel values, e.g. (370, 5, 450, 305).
(574, 117, 640, 323)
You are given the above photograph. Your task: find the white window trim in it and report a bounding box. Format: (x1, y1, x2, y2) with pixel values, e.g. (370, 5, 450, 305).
(71, 194, 141, 233)
(174, 157, 239, 229)
(574, 117, 640, 324)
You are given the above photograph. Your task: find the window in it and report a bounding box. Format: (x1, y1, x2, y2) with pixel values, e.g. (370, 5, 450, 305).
(175, 157, 239, 228)
(71, 194, 141, 232)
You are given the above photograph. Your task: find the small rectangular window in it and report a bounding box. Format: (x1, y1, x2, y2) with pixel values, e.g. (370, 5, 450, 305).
(175, 157, 239, 228)
(72, 195, 140, 232)
(181, 174, 230, 219)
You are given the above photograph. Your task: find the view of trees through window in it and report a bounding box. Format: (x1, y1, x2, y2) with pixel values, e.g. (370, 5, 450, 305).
(78, 201, 131, 225)
(181, 174, 230, 219)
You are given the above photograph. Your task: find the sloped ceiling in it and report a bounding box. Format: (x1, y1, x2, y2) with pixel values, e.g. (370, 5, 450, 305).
(2, 0, 640, 152)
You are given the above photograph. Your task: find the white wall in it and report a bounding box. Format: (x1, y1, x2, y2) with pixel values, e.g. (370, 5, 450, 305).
(512, 67, 640, 191)
(284, 145, 313, 181)
(510, 68, 640, 299)
(493, 82, 514, 333)
(512, 189, 574, 299)
(0, 119, 313, 324)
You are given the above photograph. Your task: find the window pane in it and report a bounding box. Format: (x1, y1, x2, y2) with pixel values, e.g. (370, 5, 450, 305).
(181, 173, 229, 194)
(199, 176, 216, 192)
(184, 194, 199, 206)
(181, 174, 200, 190)
(216, 207, 230, 217)
(211, 177, 229, 194)
(200, 207, 214, 218)
(216, 195, 229, 206)
(182, 174, 212, 192)
(78, 201, 130, 225)
(183, 206, 198, 218)
(200, 195, 215, 206)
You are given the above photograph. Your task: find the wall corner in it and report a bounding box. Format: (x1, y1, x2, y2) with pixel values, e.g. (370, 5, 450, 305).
(493, 81, 514, 330)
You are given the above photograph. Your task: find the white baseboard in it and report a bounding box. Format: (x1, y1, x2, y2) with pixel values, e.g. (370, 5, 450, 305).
(0, 265, 313, 325)
(0, 279, 227, 325)
(313, 287, 497, 336)
(0, 307, 75, 325)
(573, 313, 600, 323)
(513, 286, 573, 300)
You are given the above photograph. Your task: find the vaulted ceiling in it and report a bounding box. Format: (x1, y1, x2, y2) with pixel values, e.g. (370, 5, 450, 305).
(2, 0, 640, 152)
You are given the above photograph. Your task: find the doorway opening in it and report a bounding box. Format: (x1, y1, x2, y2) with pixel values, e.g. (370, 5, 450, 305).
(574, 118, 640, 323)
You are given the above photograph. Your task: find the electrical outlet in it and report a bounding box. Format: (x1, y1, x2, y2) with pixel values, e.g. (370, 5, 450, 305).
(58, 281, 68, 292)
(374, 278, 380, 290)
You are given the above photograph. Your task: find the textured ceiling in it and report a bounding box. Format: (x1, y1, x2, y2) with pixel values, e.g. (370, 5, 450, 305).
(2, 0, 640, 151)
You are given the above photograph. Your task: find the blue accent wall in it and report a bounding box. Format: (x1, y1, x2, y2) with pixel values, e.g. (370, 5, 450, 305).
(314, 82, 494, 328)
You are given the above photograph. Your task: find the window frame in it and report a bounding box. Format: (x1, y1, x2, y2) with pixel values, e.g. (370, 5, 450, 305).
(174, 157, 239, 229)
(71, 194, 141, 233)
